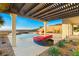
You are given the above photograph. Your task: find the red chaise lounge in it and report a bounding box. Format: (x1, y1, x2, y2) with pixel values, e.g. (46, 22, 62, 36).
(33, 35, 53, 42)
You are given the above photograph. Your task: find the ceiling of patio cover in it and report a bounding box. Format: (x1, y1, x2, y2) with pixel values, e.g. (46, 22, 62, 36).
(0, 3, 79, 21)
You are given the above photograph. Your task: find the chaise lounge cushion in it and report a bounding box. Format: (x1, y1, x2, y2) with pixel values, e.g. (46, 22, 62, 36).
(33, 35, 52, 42)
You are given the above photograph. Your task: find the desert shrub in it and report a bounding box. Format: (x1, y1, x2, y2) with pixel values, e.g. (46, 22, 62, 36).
(72, 50, 79, 56)
(48, 46, 60, 56)
(57, 41, 65, 47)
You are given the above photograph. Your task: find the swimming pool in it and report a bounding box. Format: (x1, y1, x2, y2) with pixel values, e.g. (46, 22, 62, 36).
(8, 33, 49, 56)
(8, 33, 39, 47)
(16, 34, 39, 40)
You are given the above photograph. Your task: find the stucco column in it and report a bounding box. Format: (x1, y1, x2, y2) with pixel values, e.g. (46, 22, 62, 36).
(11, 13, 17, 47)
(62, 24, 69, 39)
(62, 24, 73, 39)
(68, 24, 73, 36)
(44, 21, 47, 36)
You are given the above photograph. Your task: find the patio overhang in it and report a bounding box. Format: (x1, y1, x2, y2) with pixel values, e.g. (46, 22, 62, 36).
(63, 16, 79, 24)
(0, 3, 79, 21)
(9, 3, 79, 21)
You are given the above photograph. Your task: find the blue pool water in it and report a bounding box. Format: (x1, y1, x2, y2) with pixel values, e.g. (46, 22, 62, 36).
(16, 33, 48, 46)
(15, 34, 40, 47)
(16, 34, 39, 39)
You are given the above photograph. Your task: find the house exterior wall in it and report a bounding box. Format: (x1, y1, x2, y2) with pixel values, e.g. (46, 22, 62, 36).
(62, 24, 72, 39)
(62, 24, 68, 39)
(62, 16, 79, 39)
(68, 24, 73, 36)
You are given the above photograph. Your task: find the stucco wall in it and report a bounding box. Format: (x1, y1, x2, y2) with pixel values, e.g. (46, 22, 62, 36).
(62, 24, 68, 39)
(62, 24, 72, 39)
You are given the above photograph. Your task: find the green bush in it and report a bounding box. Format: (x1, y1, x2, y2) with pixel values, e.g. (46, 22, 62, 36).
(48, 46, 60, 56)
(72, 50, 79, 56)
(57, 41, 65, 47)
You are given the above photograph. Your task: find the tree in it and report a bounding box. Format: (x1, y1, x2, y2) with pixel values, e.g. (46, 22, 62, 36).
(0, 17, 4, 27)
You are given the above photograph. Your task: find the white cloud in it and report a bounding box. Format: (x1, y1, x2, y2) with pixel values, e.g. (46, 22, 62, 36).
(0, 26, 32, 31)
(0, 26, 11, 30)
(16, 27, 32, 30)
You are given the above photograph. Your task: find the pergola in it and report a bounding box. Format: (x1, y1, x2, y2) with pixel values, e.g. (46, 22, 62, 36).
(0, 3, 79, 46)
(10, 3, 79, 20)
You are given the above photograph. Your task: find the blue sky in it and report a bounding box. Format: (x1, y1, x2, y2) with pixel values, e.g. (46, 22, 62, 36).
(0, 13, 62, 30)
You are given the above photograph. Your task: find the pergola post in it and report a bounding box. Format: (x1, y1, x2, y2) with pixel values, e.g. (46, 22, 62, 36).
(44, 21, 47, 36)
(11, 13, 17, 47)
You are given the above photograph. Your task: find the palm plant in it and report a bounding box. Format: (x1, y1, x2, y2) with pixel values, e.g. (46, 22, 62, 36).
(0, 17, 4, 27)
